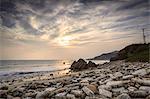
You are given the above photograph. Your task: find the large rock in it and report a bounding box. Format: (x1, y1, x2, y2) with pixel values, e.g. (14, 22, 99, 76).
(70, 59, 97, 71)
(86, 61, 97, 68)
(70, 59, 87, 71)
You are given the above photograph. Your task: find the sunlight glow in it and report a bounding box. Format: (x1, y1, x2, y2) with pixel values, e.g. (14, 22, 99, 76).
(30, 16, 40, 29)
(57, 36, 73, 47)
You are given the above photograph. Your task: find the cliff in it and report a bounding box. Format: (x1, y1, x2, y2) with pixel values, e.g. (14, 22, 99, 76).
(88, 51, 118, 60)
(110, 43, 149, 62)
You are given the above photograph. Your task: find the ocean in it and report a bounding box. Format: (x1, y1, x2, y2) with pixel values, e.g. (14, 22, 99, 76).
(0, 60, 109, 76)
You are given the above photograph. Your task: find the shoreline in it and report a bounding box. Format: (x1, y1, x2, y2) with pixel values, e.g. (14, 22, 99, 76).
(0, 60, 150, 99)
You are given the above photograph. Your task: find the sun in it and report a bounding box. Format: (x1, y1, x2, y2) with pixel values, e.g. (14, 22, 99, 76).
(57, 36, 73, 47)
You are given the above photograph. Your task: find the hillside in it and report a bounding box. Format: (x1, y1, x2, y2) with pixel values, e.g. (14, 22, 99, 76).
(88, 51, 118, 60)
(110, 43, 149, 62)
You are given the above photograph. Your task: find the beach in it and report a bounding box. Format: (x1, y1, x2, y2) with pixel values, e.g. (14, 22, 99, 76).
(0, 60, 150, 99)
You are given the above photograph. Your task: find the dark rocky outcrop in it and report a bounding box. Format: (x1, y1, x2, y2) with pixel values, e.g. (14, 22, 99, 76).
(87, 61, 97, 68)
(70, 59, 97, 71)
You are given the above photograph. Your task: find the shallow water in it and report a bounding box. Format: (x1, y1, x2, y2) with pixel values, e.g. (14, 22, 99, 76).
(0, 60, 109, 76)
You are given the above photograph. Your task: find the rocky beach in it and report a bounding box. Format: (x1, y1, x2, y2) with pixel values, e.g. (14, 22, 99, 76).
(0, 60, 150, 99)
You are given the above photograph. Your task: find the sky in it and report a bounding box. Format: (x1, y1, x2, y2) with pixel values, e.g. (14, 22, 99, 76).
(0, 0, 150, 60)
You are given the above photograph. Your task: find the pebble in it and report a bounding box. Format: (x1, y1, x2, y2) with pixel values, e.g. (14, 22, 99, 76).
(112, 87, 125, 94)
(82, 86, 94, 96)
(36, 87, 56, 99)
(129, 90, 149, 98)
(55, 92, 67, 99)
(70, 90, 83, 97)
(113, 72, 123, 79)
(127, 86, 137, 92)
(122, 75, 134, 80)
(66, 94, 76, 99)
(106, 81, 129, 88)
(98, 85, 112, 91)
(117, 93, 131, 99)
(139, 86, 150, 94)
(132, 69, 147, 76)
(99, 88, 112, 98)
(1, 61, 150, 99)
(86, 84, 98, 94)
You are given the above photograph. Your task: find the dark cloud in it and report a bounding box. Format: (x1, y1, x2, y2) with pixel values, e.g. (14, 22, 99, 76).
(79, 0, 102, 4)
(0, 0, 149, 43)
(1, 14, 16, 28)
(116, 11, 149, 22)
(0, 0, 17, 14)
(116, 0, 149, 11)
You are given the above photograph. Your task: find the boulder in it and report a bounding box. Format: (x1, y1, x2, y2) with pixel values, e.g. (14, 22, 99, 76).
(55, 92, 67, 99)
(112, 87, 125, 94)
(12, 88, 24, 97)
(129, 90, 149, 98)
(0, 85, 8, 90)
(106, 81, 129, 88)
(127, 86, 137, 92)
(82, 86, 94, 96)
(0, 90, 7, 98)
(113, 72, 123, 79)
(70, 59, 87, 71)
(66, 94, 76, 99)
(132, 69, 147, 76)
(85, 96, 104, 99)
(86, 61, 97, 68)
(70, 90, 83, 97)
(98, 85, 112, 91)
(70, 59, 97, 71)
(117, 93, 131, 99)
(146, 95, 150, 99)
(99, 88, 112, 98)
(139, 86, 150, 94)
(36, 87, 56, 99)
(86, 84, 98, 94)
(122, 75, 134, 80)
(132, 78, 150, 86)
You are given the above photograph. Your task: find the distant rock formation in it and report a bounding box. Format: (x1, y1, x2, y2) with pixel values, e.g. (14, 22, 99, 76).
(88, 51, 118, 60)
(70, 59, 97, 71)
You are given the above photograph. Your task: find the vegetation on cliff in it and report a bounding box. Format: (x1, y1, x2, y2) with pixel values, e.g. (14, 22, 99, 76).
(111, 43, 149, 62)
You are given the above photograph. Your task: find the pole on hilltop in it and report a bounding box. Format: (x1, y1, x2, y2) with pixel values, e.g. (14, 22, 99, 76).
(142, 28, 146, 44)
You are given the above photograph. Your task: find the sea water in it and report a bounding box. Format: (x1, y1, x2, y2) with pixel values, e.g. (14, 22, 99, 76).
(0, 60, 109, 76)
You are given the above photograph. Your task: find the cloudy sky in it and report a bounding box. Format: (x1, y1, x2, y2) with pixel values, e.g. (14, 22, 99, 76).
(0, 0, 149, 60)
